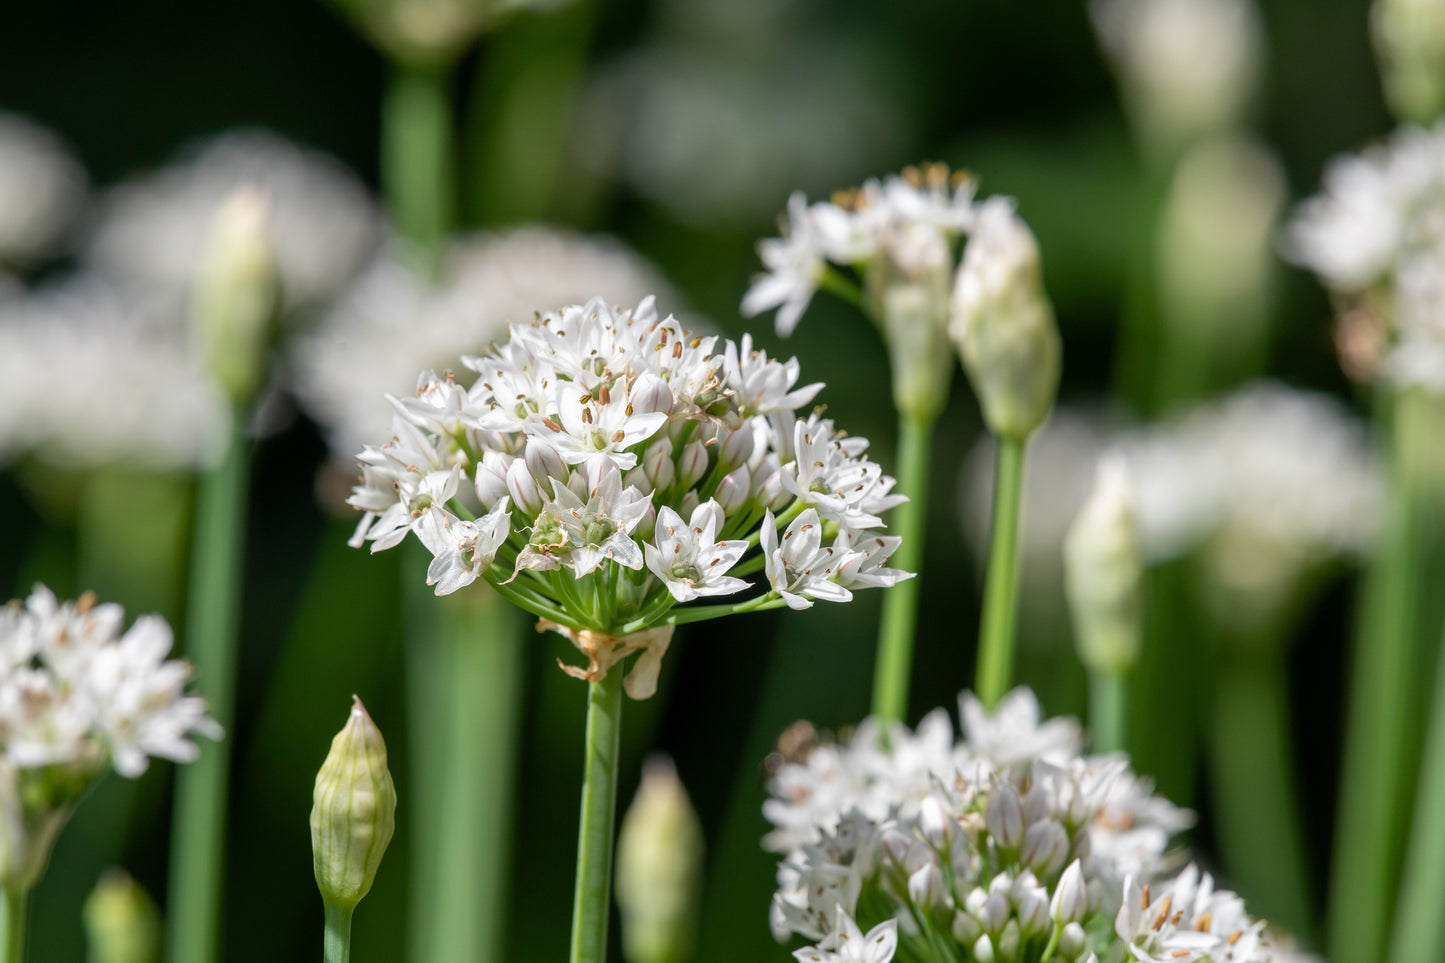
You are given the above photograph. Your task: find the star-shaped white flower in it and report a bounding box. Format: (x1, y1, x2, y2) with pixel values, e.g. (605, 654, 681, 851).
(417, 499, 513, 596)
(761, 508, 851, 610)
(792, 906, 897, 963)
(644, 501, 750, 602)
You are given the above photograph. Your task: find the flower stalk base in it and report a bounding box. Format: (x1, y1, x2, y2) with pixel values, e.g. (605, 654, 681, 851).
(976, 435, 1026, 708)
(571, 671, 625, 963)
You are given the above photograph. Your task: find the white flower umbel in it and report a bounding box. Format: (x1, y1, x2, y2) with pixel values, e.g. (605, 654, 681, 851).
(347, 296, 909, 693)
(0, 585, 218, 894)
(0, 113, 86, 268)
(85, 129, 380, 314)
(1284, 122, 1445, 390)
(0, 277, 229, 471)
(765, 686, 1217, 962)
(292, 227, 680, 466)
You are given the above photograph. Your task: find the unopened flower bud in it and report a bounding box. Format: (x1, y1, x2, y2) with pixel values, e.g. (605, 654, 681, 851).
(311, 696, 396, 911)
(1064, 457, 1144, 675)
(718, 426, 756, 468)
(192, 187, 277, 406)
(643, 438, 676, 491)
(1374, 0, 1445, 125)
(974, 934, 997, 963)
(631, 372, 674, 416)
(524, 438, 567, 485)
(1050, 860, 1087, 926)
(1021, 820, 1069, 878)
(919, 795, 953, 848)
(615, 757, 704, 963)
(677, 440, 709, 490)
(996, 920, 1020, 961)
(473, 451, 510, 510)
(985, 785, 1025, 849)
(1013, 873, 1050, 936)
(867, 222, 957, 420)
(714, 466, 751, 514)
(908, 862, 946, 908)
(953, 910, 983, 944)
(84, 869, 161, 963)
(1059, 921, 1087, 958)
(506, 458, 545, 516)
(950, 198, 1060, 441)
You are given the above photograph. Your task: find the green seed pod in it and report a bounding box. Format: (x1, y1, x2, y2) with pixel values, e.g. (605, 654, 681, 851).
(310, 696, 397, 911)
(84, 868, 162, 963)
(615, 757, 705, 963)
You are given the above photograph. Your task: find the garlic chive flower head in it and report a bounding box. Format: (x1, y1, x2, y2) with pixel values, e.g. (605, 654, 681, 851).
(0, 585, 219, 893)
(311, 696, 396, 911)
(764, 687, 1208, 961)
(1064, 457, 1144, 675)
(347, 297, 909, 695)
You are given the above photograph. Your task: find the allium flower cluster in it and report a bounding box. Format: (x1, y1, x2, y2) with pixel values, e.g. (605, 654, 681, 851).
(1285, 122, 1445, 389)
(765, 688, 1294, 963)
(347, 297, 909, 694)
(0, 585, 218, 890)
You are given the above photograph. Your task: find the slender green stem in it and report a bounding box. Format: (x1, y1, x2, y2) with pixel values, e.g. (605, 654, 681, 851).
(975, 436, 1027, 708)
(2, 889, 26, 963)
(1209, 644, 1314, 939)
(819, 265, 865, 311)
(1087, 669, 1128, 755)
(871, 412, 935, 723)
(1388, 624, 1445, 963)
(382, 61, 456, 267)
(323, 901, 353, 963)
(659, 594, 788, 627)
(166, 422, 251, 963)
(1328, 398, 1426, 963)
(570, 671, 624, 963)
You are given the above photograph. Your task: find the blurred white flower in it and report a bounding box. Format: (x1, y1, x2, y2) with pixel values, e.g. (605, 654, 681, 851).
(85, 130, 380, 313)
(291, 226, 679, 462)
(0, 113, 86, 268)
(0, 278, 229, 471)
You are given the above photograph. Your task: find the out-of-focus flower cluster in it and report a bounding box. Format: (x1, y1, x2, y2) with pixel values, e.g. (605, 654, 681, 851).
(0, 112, 86, 269)
(1286, 122, 1445, 391)
(766, 687, 1293, 962)
(0, 585, 218, 890)
(347, 296, 910, 695)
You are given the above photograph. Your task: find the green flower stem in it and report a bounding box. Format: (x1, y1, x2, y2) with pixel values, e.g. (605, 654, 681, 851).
(323, 901, 353, 963)
(166, 422, 251, 963)
(2, 889, 26, 963)
(1087, 668, 1128, 755)
(975, 435, 1027, 708)
(1389, 624, 1445, 963)
(381, 61, 456, 267)
(1328, 398, 1427, 963)
(658, 595, 789, 627)
(1209, 643, 1314, 939)
(871, 411, 935, 722)
(820, 265, 865, 311)
(571, 670, 625, 963)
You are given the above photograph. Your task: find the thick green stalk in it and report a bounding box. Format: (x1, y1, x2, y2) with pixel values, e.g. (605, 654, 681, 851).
(570, 671, 624, 963)
(1327, 400, 1425, 963)
(871, 412, 935, 723)
(323, 902, 353, 963)
(166, 423, 251, 963)
(382, 62, 456, 266)
(1209, 644, 1314, 939)
(975, 436, 1027, 708)
(2, 889, 26, 963)
(1388, 623, 1445, 963)
(1087, 669, 1128, 755)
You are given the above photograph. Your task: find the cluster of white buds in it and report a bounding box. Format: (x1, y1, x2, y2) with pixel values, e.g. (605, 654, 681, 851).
(762, 687, 1290, 963)
(347, 296, 910, 697)
(744, 165, 1059, 434)
(1285, 121, 1445, 392)
(0, 585, 219, 893)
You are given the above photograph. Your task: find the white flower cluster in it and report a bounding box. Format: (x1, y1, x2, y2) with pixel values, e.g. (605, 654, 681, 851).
(292, 226, 680, 462)
(347, 296, 910, 688)
(766, 688, 1295, 963)
(1285, 122, 1445, 389)
(0, 112, 86, 267)
(742, 163, 977, 337)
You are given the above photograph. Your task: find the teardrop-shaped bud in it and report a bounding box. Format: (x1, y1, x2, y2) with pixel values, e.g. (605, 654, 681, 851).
(310, 696, 396, 911)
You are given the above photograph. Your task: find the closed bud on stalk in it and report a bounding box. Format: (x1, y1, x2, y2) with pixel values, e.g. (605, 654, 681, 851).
(974, 934, 997, 963)
(506, 457, 545, 516)
(1050, 860, 1087, 926)
(1059, 921, 1087, 958)
(950, 198, 1061, 441)
(1374, 0, 1445, 125)
(1021, 819, 1069, 878)
(631, 373, 674, 417)
(84, 869, 161, 963)
(996, 919, 1021, 961)
(193, 187, 278, 407)
(719, 426, 756, 468)
(866, 223, 957, 421)
(677, 440, 709, 490)
(615, 757, 704, 963)
(714, 466, 751, 514)
(985, 784, 1025, 849)
(953, 910, 983, 944)
(643, 438, 676, 491)
(474, 451, 510, 510)
(1064, 458, 1144, 674)
(310, 696, 396, 911)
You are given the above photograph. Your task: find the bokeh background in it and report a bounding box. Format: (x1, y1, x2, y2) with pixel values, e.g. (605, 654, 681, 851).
(0, 0, 1400, 959)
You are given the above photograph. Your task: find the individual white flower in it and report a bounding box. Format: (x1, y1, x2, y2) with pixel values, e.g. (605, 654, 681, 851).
(417, 499, 513, 596)
(959, 687, 1082, 768)
(644, 502, 750, 602)
(85, 129, 380, 312)
(0, 113, 86, 267)
(1115, 866, 1269, 962)
(761, 509, 851, 610)
(792, 906, 897, 963)
(724, 333, 824, 418)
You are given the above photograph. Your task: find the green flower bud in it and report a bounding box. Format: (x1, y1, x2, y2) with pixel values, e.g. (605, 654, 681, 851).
(1374, 0, 1445, 125)
(83, 869, 161, 963)
(1064, 458, 1143, 674)
(192, 187, 278, 407)
(950, 198, 1061, 442)
(615, 757, 704, 963)
(310, 696, 397, 911)
(866, 222, 957, 421)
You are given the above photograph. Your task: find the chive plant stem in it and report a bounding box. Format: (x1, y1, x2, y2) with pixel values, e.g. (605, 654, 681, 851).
(323, 902, 353, 963)
(570, 671, 624, 963)
(975, 436, 1027, 708)
(1087, 669, 1128, 755)
(381, 61, 456, 268)
(871, 412, 935, 723)
(1389, 623, 1445, 963)
(166, 423, 251, 963)
(2, 889, 26, 963)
